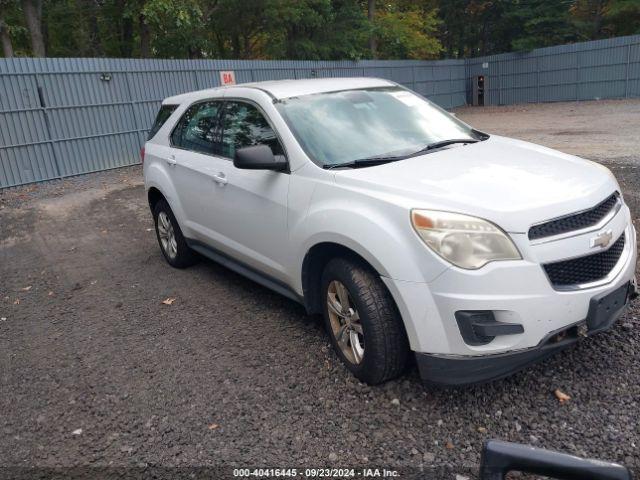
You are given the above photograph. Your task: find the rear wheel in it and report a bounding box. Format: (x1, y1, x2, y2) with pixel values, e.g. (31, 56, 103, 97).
(153, 199, 198, 268)
(321, 257, 409, 385)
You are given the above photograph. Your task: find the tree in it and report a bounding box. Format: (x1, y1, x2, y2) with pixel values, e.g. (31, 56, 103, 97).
(77, 0, 102, 56)
(374, 2, 442, 59)
(141, 0, 204, 58)
(0, 17, 14, 56)
(21, 0, 44, 56)
(2, 0, 638, 60)
(265, 0, 369, 60)
(367, 0, 376, 56)
(437, 0, 471, 58)
(480, 0, 579, 53)
(602, 0, 640, 36)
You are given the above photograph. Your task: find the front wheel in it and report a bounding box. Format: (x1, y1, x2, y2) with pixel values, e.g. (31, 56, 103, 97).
(321, 258, 409, 385)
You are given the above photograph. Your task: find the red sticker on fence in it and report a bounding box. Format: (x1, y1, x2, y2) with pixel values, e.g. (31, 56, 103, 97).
(220, 71, 236, 86)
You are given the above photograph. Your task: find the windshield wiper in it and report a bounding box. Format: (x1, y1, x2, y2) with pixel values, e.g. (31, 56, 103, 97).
(417, 138, 479, 153)
(323, 156, 403, 170)
(323, 137, 483, 170)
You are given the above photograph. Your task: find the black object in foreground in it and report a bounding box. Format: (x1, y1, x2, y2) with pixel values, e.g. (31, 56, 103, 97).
(480, 440, 632, 480)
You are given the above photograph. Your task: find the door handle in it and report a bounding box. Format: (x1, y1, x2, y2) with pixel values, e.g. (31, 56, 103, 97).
(166, 155, 177, 166)
(212, 172, 228, 185)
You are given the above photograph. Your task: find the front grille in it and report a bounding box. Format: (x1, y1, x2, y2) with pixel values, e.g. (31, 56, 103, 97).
(529, 193, 619, 240)
(543, 233, 625, 288)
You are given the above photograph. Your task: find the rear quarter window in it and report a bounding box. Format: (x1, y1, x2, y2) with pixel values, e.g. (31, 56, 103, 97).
(147, 104, 178, 140)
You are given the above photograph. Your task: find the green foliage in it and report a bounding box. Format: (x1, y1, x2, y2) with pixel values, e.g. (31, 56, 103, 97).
(603, 0, 640, 35)
(508, 0, 577, 51)
(0, 0, 638, 59)
(374, 6, 442, 59)
(142, 0, 204, 57)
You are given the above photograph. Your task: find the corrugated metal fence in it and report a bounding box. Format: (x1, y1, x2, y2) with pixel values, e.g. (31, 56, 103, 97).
(468, 35, 640, 105)
(0, 58, 465, 188)
(1, 34, 639, 189)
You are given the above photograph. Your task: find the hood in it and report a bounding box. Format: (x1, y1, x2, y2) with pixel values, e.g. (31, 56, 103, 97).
(334, 135, 619, 233)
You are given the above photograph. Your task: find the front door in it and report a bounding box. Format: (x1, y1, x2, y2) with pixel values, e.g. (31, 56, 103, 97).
(208, 100, 291, 282)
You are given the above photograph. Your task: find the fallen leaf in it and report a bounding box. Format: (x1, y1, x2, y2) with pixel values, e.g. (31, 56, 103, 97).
(445, 441, 454, 450)
(48, 291, 54, 296)
(477, 426, 487, 433)
(554, 389, 571, 404)
(21, 286, 32, 291)
(208, 423, 219, 430)
(162, 297, 176, 305)
(101, 230, 108, 234)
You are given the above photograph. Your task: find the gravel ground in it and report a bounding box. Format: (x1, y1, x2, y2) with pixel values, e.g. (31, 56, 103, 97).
(1, 99, 639, 479)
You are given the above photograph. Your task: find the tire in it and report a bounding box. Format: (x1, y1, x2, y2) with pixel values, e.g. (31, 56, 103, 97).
(321, 257, 409, 385)
(153, 199, 198, 268)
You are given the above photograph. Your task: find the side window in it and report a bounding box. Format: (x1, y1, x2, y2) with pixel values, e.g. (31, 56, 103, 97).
(171, 101, 222, 155)
(219, 101, 284, 159)
(148, 104, 177, 140)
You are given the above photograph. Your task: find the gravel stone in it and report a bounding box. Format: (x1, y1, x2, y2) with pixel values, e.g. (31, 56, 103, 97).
(1, 100, 639, 474)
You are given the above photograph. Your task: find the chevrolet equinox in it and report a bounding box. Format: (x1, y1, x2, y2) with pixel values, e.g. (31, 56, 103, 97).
(143, 78, 638, 385)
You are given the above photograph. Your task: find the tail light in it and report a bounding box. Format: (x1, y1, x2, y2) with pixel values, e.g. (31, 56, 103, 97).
(140, 146, 145, 164)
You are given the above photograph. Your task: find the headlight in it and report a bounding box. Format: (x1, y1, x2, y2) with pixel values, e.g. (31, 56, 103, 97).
(411, 209, 521, 269)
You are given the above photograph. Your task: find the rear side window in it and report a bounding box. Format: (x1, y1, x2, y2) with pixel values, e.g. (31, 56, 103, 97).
(171, 101, 223, 155)
(147, 104, 177, 140)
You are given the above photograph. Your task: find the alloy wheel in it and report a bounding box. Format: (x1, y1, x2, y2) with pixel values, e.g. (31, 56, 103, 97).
(326, 280, 365, 365)
(157, 211, 177, 259)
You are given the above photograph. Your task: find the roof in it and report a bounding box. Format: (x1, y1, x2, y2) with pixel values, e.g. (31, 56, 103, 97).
(163, 77, 396, 104)
(240, 77, 396, 99)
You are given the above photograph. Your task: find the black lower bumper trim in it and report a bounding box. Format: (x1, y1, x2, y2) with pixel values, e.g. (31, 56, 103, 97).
(416, 340, 572, 386)
(417, 281, 635, 386)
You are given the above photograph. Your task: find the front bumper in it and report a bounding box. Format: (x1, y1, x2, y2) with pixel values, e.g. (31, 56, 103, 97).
(416, 280, 638, 386)
(383, 208, 637, 356)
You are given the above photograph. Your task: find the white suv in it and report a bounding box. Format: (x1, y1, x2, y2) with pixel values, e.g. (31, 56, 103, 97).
(143, 77, 637, 385)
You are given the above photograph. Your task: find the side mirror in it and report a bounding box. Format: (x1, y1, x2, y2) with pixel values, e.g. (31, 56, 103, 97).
(480, 440, 632, 480)
(234, 144, 287, 171)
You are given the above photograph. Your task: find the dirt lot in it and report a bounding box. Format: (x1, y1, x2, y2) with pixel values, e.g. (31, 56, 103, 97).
(1, 99, 639, 478)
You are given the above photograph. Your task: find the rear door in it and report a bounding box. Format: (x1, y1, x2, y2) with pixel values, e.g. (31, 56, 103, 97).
(168, 99, 229, 244)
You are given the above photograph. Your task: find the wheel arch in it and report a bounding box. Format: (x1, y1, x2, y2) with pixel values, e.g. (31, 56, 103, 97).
(144, 161, 189, 235)
(301, 242, 390, 315)
(147, 186, 165, 212)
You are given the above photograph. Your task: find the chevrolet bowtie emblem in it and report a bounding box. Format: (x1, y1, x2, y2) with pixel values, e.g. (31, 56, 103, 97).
(590, 229, 613, 249)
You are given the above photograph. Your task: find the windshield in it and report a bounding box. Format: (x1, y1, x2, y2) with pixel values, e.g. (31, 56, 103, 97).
(275, 86, 482, 168)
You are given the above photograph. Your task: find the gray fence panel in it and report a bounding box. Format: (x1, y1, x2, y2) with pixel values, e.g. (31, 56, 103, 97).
(0, 57, 466, 188)
(0, 109, 49, 145)
(55, 132, 141, 178)
(0, 143, 58, 188)
(470, 34, 640, 106)
(0, 74, 40, 110)
(2, 34, 640, 188)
